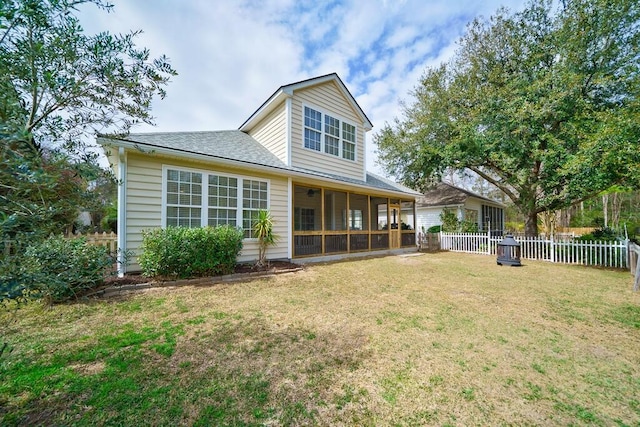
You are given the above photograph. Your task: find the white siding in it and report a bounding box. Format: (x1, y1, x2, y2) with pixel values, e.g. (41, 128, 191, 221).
(290, 82, 366, 181)
(416, 208, 443, 233)
(124, 152, 290, 272)
(247, 101, 288, 163)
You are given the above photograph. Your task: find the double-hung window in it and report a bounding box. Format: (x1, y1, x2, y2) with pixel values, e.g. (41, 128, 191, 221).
(208, 175, 238, 227)
(342, 123, 356, 161)
(166, 170, 202, 227)
(303, 106, 357, 161)
(324, 115, 340, 156)
(164, 167, 268, 239)
(242, 179, 268, 238)
(304, 107, 322, 151)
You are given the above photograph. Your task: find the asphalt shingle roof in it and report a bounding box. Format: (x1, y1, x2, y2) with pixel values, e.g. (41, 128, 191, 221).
(116, 130, 289, 169)
(103, 131, 417, 196)
(417, 182, 504, 207)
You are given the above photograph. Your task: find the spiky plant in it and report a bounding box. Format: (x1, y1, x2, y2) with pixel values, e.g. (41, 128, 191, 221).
(253, 210, 278, 268)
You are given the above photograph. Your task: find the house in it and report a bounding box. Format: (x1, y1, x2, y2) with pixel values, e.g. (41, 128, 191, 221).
(99, 73, 420, 273)
(416, 182, 505, 234)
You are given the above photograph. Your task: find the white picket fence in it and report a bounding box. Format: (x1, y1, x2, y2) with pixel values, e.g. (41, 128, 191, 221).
(439, 231, 629, 269)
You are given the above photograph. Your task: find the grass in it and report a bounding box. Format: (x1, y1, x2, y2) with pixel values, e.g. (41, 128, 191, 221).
(1, 252, 639, 426)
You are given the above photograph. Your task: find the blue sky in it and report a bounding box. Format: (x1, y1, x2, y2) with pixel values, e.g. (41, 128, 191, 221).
(79, 0, 528, 175)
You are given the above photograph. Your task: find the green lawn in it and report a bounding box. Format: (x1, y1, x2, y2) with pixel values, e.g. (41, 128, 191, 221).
(1, 252, 639, 426)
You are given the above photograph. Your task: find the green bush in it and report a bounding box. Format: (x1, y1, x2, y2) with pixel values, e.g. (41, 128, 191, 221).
(139, 226, 243, 279)
(439, 210, 478, 233)
(427, 225, 442, 233)
(440, 209, 459, 232)
(19, 236, 113, 303)
(577, 227, 621, 242)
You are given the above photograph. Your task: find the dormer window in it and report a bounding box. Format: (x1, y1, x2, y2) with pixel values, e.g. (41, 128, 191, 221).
(304, 106, 356, 161)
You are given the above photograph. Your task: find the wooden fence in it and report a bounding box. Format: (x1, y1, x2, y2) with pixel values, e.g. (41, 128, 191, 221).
(417, 232, 440, 252)
(3, 232, 118, 257)
(67, 231, 118, 254)
(438, 231, 629, 269)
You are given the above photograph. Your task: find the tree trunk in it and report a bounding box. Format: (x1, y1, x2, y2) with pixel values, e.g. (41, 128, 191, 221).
(602, 194, 609, 228)
(524, 211, 539, 237)
(611, 192, 622, 229)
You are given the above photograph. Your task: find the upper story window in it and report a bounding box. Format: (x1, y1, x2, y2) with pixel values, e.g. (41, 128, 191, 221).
(303, 106, 356, 161)
(304, 107, 322, 151)
(342, 123, 356, 161)
(164, 167, 268, 239)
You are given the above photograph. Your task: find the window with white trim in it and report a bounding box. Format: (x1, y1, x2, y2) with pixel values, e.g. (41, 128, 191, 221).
(304, 107, 322, 151)
(242, 179, 268, 238)
(303, 106, 357, 161)
(207, 175, 238, 227)
(324, 115, 340, 156)
(342, 123, 356, 161)
(166, 170, 202, 227)
(164, 167, 268, 238)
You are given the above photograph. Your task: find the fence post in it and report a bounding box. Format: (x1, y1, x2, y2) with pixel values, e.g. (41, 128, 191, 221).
(486, 226, 491, 255)
(550, 234, 555, 263)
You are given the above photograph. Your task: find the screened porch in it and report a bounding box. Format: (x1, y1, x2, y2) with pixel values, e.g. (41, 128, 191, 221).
(292, 184, 416, 258)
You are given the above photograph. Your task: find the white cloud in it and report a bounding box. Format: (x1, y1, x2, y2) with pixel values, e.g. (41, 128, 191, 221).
(78, 0, 529, 174)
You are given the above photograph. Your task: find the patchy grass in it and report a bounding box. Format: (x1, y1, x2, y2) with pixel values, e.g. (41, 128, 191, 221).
(1, 252, 639, 425)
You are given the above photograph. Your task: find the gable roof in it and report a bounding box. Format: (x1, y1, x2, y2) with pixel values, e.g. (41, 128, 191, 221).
(239, 73, 373, 132)
(417, 182, 505, 208)
(99, 130, 418, 197)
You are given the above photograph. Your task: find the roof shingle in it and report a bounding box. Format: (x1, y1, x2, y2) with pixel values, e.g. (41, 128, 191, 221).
(101, 131, 418, 196)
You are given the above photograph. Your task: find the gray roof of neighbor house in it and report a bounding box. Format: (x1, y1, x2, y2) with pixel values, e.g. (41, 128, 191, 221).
(100, 130, 420, 196)
(417, 182, 505, 207)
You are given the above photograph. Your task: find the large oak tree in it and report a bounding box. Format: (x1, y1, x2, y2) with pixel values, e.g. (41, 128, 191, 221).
(0, 0, 176, 239)
(376, 0, 640, 236)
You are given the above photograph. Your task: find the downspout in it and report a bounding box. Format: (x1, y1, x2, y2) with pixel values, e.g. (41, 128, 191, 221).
(117, 147, 127, 277)
(288, 177, 293, 260)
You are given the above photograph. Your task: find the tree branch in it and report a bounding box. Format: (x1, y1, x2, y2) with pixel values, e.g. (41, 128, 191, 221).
(468, 166, 519, 203)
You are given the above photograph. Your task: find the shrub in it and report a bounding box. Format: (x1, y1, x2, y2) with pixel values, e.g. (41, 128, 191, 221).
(440, 209, 459, 232)
(577, 227, 621, 242)
(460, 220, 479, 233)
(139, 226, 243, 279)
(19, 236, 113, 303)
(439, 210, 478, 233)
(427, 225, 442, 233)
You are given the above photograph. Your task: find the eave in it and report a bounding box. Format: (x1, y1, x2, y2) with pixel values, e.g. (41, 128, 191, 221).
(99, 137, 415, 199)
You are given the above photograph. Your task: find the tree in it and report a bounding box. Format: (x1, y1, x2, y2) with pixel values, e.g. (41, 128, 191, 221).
(1, 0, 176, 155)
(0, 0, 176, 239)
(376, 0, 640, 236)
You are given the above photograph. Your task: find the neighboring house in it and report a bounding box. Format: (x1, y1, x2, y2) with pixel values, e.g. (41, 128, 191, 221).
(99, 73, 420, 273)
(416, 182, 505, 234)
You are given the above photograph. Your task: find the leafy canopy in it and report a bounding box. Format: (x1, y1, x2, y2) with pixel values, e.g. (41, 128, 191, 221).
(0, 0, 177, 155)
(0, 0, 176, 239)
(375, 0, 640, 235)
